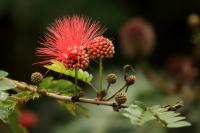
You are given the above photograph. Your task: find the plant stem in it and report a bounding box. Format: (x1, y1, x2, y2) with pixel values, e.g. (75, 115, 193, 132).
(106, 83, 111, 93)
(88, 83, 98, 93)
(106, 84, 127, 101)
(99, 57, 103, 91)
(4, 77, 128, 108)
(75, 68, 78, 90)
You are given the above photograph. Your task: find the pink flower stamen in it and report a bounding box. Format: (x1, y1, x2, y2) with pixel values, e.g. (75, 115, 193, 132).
(36, 15, 105, 69)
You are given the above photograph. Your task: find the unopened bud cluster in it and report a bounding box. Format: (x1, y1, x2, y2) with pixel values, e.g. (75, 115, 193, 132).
(88, 36, 115, 59)
(66, 36, 115, 69)
(107, 73, 117, 84)
(115, 92, 127, 105)
(126, 75, 136, 85)
(66, 49, 89, 69)
(31, 72, 43, 84)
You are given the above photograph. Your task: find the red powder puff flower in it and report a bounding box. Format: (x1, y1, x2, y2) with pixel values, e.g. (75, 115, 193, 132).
(36, 15, 104, 69)
(166, 56, 198, 81)
(119, 17, 155, 58)
(19, 110, 39, 129)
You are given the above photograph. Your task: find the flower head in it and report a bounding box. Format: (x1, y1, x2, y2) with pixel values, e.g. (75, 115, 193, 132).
(119, 17, 155, 58)
(88, 36, 115, 59)
(36, 15, 104, 69)
(19, 110, 39, 129)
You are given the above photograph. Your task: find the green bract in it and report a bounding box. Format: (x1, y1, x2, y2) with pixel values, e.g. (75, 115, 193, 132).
(44, 60, 93, 83)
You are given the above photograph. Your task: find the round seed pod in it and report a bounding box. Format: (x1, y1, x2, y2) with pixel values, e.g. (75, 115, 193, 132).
(115, 92, 127, 105)
(126, 75, 136, 85)
(31, 72, 43, 84)
(106, 73, 117, 84)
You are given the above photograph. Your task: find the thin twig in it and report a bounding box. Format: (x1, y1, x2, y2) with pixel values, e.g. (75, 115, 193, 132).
(106, 83, 111, 93)
(88, 83, 98, 93)
(106, 84, 127, 101)
(99, 57, 103, 91)
(3, 77, 128, 108)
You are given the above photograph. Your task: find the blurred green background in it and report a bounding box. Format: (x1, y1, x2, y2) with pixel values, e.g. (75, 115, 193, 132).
(1, 0, 200, 133)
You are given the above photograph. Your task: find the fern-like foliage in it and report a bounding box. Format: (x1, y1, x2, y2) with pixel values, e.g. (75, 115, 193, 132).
(121, 101, 191, 128)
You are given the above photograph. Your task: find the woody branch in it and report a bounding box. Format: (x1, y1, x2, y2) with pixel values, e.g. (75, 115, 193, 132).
(4, 77, 128, 108)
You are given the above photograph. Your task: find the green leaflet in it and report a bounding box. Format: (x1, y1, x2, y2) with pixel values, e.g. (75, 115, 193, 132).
(75, 104, 90, 118)
(12, 91, 40, 102)
(44, 60, 93, 83)
(45, 60, 66, 73)
(0, 97, 17, 122)
(133, 101, 147, 110)
(47, 79, 75, 93)
(39, 77, 54, 89)
(59, 101, 76, 116)
(149, 105, 191, 128)
(39, 77, 75, 94)
(0, 79, 16, 91)
(121, 102, 191, 128)
(0, 70, 15, 91)
(0, 91, 9, 100)
(0, 91, 40, 123)
(122, 104, 154, 126)
(58, 101, 89, 117)
(0, 70, 8, 78)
